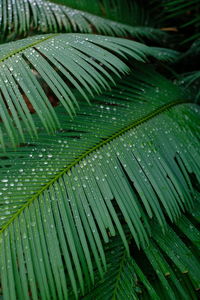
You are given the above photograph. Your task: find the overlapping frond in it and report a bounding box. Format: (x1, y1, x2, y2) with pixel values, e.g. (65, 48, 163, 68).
(49, 0, 149, 27)
(83, 233, 146, 300)
(83, 197, 200, 299)
(161, 0, 200, 43)
(180, 71, 200, 103)
(0, 34, 179, 149)
(176, 40, 200, 103)
(0, 0, 167, 42)
(0, 66, 199, 299)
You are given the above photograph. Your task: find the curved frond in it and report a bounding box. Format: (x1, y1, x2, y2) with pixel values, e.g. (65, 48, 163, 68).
(0, 66, 199, 299)
(84, 197, 200, 299)
(0, 34, 179, 148)
(181, 71, 200, 103)
(83, 234, 157, 300)
(0, 0, 167, 43)
(49, 0, 149, 27)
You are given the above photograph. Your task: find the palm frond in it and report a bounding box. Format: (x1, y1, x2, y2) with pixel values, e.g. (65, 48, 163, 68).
(175, 40, 200, 103)
(83, 233, 157, 300)
(0, 0, 167, 43)
(180, 71, 200, 103)
(84, 197, 200, 299)
(49, 0, 149, 27)
(160, 0, 200, 43)
(0, 66, 200, 299)
(0, 33, 179, 148)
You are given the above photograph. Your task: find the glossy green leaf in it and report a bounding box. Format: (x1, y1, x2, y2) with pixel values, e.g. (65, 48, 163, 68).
(0, 34, 179, 148)
(0, 67, 199, 299)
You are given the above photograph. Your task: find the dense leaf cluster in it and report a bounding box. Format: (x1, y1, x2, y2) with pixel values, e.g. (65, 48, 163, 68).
(0, 1, 199, 299)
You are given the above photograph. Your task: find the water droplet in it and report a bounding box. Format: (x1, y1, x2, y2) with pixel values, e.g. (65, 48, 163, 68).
(1, 179, 8, 183)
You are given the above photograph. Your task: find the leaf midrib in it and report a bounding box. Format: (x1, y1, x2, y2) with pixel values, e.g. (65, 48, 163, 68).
(112, 251, 128, 299)
(0, 34, 59, 63)
(0, 100, 188, 234)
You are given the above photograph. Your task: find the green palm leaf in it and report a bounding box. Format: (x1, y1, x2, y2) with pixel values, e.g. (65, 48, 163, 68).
(83, 234, 154, 300)
(0, 0, 167, 42)
(181, 71, 200, 103)
(0, 33, 179, 149)
(0, 65, 199, 299)
(84, 197, 200, 299)
(174, 39, 200, 103)
(49, 0, 149, 27)
(160, 0, 200, 43)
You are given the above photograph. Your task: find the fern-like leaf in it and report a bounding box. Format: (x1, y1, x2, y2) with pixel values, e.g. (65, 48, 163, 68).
(0, 0, 167, 42)
(0, 34, 179, 149)
(49, 0, 150, 27)
(0, 66, 199, 299)
(84, 197, 200, 299)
